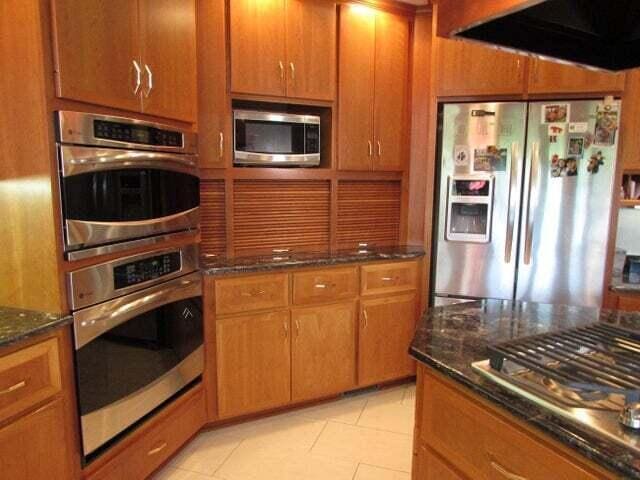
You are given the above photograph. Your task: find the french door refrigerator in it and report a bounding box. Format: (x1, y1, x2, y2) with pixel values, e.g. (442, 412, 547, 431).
(433, 100, 620, 308)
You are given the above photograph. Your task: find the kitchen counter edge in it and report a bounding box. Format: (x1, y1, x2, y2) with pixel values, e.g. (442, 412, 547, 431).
(0, 306, 72, 349)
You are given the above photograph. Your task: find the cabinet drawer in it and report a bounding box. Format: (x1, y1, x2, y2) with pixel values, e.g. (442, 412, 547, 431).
(293, 267, 358, 305)
(361, 261, 418, 296)
(420, 372, 604, 480)
(0, 338, 62, 423)
(215, 273, 289, 315)
(124, 387, 206, 479)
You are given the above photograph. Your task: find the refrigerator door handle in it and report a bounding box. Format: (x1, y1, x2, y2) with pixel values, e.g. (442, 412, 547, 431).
(504, 142, 519, 263)
(523, 141, 540, 265)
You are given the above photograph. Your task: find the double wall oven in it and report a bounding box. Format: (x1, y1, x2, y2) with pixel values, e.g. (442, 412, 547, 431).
(56, 111, 200, 260)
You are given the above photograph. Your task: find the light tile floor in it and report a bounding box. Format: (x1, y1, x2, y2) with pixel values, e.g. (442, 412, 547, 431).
(153, 382, 416, 480)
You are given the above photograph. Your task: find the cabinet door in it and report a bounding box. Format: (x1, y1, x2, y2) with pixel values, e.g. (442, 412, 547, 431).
(373, 12, 409, 171)
(285, 0, 336, 101)
(198, 0, 231, 167)
(216, 311, 291, 418)
(230, 0, 286, 96)
(359, 293, 417, 386)
(617, 295, 640, 312)
(52, 0, 141, 112)
(139, 0, 197, 122)
(435, 37, 526, 96)
(291, 302, 356, 401)
(338, 5, 376, 170)
(0, 399, 73, 480)
(621, 70, 640, 171)
(528, 59, 626, 94)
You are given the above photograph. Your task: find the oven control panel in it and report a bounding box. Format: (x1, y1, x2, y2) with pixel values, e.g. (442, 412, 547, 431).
(94, 119, 183, 147)
(114, 252, 182, 290)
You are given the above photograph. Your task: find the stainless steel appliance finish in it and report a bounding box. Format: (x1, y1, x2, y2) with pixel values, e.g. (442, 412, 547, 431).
(233, 110, 321, 166)
(71, 245, 203, 456)
(57, 111, 197, 153)
(434, 100, 619, 308)
(472, 323, 640, 454)
(68, 244, 199, 311)
(56, 111, 200, 255)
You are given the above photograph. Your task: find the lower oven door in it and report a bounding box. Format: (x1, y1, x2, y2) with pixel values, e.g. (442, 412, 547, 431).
(59, 145, 200, 251)
(73, 272, 203, 456)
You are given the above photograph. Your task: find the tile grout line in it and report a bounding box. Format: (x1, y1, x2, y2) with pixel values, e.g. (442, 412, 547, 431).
(211, 438, 245, 478)
(352, 462, 363, 480)
(308, 420, 329, 453)
(359, 461, 412, 475)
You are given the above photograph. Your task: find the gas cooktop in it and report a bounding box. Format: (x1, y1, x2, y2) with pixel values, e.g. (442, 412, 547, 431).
(472, 323, 640, 454)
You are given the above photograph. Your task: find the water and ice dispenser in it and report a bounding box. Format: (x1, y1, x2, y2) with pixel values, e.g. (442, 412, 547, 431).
(446, 175, 494, 243)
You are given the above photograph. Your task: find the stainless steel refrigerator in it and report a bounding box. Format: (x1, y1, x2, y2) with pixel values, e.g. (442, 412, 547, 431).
(433, 100, 620, 308)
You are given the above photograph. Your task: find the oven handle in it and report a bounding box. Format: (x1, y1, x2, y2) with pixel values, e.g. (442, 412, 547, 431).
(73, 272, 202, 350)
(60, 145, 198, 177)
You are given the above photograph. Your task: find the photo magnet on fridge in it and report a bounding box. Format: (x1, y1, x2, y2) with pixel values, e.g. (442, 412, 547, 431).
(551, 155, 578, 178)
(594, 104, 619, 146)
(568, 137, 585, 157)
(548, 124, 565, 143)
(454, 145, 470, 168)
(473, 146, 507, 172)
(587, 151, 605, 174)
(569, 122, 589, 134)
(542, 104, 570, 124)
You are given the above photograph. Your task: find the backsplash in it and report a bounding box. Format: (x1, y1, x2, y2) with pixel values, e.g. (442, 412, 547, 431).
(617, 208, 640, 255)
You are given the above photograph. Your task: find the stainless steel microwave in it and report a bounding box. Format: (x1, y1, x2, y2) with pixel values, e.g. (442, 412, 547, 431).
(233, 110, 320, 167)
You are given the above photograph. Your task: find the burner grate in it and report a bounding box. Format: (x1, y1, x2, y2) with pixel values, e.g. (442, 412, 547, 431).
(488, 324, 640, 404)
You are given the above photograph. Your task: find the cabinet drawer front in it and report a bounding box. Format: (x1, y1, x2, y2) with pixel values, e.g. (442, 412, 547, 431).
(125, 387, 205, 479)
(420, 372, 604, 480)
(293, 267, 358, 305)
(215, 273, 289, 315)
(0, 338, 62, 423)
(361, 261, 418, 296)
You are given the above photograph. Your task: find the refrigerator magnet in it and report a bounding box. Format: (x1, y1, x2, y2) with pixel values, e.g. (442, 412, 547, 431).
(542, 104, 570, 124)
(569, 122, 589, 134)
(594, 104, 619, 146)
(551, 155, 579, 178)
(568, 137, 585, 157)
(587, 151, 605, 174)
(474, 146, 507, 172)
(454, 145, 470, 168)
(548, 124, 564, 143)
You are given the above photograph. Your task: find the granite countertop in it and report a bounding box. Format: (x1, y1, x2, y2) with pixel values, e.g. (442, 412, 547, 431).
(200, 245, 425, 276)
(611, 275, 640, 294)
(410, 300, 640, 479)
(0, 306, 72, 348)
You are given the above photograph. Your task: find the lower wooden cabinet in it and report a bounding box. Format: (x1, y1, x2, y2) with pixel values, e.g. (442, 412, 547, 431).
(616, 294, 640, 312)
(291, 302, 357, 401)
(0, 398, 73, 480)
(415, 444, 466, 480)
(359, 293, 417, 386)
(216, 311, 292, 418)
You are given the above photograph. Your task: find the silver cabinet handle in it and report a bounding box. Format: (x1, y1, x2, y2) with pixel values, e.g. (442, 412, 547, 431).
(240, 290, 266, 297)
(367, 141, 373, 157)
(289, 62, 295, 80)
(295, 319, 300, 336)
(489, 459, 528, 480)
(363, 309, 368, 328)
(314, 283, 327, 289)
(381, 276, 394, 282)
(219, 132, 224, 159)
(377, 141, 382, 156)
(284, 321, 289, 338)
(504, 142, 519, 263)
(147, 442, 167, 456)
(0, 380, 26, 395)
(132, 60, 142, 95)
(279, 61, 285, 80)
(523, 142, 539, 265)
(143, 64, 153, 98)
(272, 248, 291, 254)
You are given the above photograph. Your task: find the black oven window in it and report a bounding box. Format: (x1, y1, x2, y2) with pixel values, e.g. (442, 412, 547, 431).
(235, 119, 305, 154)
(61, 169, 199, 222)
(75, 296, 203, 416)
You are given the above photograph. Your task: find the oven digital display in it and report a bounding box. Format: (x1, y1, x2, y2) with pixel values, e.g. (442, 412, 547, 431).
(94, 119, 183, 147)
(113, 252, 182, 290)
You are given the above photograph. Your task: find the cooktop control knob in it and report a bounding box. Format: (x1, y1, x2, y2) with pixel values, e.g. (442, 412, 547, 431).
(620, 403, 640, 429)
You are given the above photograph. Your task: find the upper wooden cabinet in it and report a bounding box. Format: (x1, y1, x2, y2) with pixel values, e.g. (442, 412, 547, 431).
(338, 6, 410, 171)
(230, 0, 336, 101)
(52, 0, 197, 122)
(620, 69, 640, 171)
(435, 37, 526, 97)
(528, 58, 626, 94)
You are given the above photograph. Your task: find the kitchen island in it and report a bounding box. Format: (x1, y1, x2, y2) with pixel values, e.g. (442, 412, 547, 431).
(410, 300, 640, 479)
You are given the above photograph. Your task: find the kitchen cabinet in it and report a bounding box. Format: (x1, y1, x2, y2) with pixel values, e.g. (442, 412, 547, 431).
(435, 37, 526, 97)
(338, 6, 409, 171)
(359, 293, 417, 386)
(230, 0, 336, 101)
(291, 302, 357, 401)
(52, 0, 197, 122)
(292, 267, 359, 306)
(0, 399, 73, 480)
(198, 0, 230, 167)
(528, 58, 626, 95)
(616, 294, 640, 312)
(216, 311, 292, 418)
(415, 445, 466, 480)
(621, 69, 640, 171)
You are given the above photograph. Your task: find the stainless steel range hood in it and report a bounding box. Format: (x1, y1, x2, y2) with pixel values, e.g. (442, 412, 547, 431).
(437, 0, 640, 71)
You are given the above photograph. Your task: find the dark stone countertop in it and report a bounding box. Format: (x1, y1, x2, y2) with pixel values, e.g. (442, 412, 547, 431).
(611, 275, 640, 294)
(410, 300, 640, 479)
(0, 306, 72, 348)
(201, 245, 425, 276)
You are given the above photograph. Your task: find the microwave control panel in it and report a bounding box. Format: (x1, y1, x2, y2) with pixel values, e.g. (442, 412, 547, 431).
(94, 119, 183, 147)
(114, 252, 182, 290)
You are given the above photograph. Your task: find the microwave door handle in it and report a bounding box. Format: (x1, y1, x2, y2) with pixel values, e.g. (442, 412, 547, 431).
(504, 142, 519, 263)
(73, 272, 202, 349)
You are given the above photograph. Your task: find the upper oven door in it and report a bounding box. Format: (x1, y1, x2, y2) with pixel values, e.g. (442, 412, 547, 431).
(59, 145, 200, 251)
(233, 111, 320, 166)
